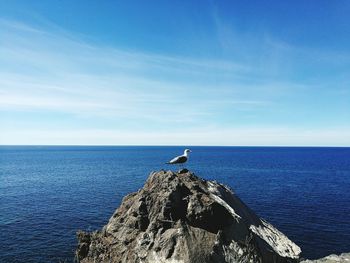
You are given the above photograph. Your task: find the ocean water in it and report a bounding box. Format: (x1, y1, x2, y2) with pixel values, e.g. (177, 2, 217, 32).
(1, 146, 350, 262)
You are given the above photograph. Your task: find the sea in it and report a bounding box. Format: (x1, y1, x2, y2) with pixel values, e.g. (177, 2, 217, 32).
(1, 146, 350, 262)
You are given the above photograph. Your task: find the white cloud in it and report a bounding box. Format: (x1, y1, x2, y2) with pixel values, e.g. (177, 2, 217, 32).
(1, 127, 349, 146)
(0, 18, 349, 146)
(0, 19, 270, 122)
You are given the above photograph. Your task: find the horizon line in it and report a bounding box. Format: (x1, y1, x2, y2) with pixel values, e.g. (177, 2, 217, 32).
(1, 144, 349, 148)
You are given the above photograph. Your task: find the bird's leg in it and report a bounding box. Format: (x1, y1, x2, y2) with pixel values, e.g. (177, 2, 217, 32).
(177, 164, 182, 172)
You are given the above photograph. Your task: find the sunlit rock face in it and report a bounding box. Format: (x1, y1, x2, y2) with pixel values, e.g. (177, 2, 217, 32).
(76, 169, 301, 263)
(300, 253, 350, 263)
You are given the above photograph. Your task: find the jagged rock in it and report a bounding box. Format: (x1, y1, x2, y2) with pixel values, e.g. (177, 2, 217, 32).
(76, 170, 301, 263)
(300, 253, 350, 263)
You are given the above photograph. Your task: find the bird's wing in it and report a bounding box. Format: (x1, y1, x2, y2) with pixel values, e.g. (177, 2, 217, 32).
(168, 155, 187, 164)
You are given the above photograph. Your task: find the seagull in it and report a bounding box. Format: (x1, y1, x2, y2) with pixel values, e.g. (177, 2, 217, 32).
(166, 149, 192, 167)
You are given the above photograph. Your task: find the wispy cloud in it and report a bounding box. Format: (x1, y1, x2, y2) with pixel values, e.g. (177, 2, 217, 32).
(0, 19, 270, 120)
(1, 127, 349, 146)
(0, 18, 349, 145)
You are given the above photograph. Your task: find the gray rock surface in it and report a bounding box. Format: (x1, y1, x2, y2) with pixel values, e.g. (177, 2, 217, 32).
(301, 253, 350, 263)
(76, 170, 301, 263)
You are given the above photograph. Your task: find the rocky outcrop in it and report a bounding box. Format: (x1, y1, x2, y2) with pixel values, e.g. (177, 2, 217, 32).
(300, 253, 350, 263)
(76, 169, 301, 263)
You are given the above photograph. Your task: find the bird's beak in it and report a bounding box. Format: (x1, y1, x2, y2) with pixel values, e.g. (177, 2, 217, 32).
(190, 150, 192, 152)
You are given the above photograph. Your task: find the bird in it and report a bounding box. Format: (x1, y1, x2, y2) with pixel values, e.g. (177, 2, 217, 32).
(166, 149, 192, 168)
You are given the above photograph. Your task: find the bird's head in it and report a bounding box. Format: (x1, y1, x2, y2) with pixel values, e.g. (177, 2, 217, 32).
(184, 149, 192, 155)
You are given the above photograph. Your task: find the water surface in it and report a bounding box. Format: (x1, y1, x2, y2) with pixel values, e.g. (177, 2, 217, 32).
(1, 146, 350, 262)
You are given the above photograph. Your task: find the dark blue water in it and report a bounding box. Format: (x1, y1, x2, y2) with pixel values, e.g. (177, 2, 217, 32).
(1, 146, 350, 262)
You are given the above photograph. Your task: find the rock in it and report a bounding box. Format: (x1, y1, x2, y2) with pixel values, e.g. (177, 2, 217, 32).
(300, 253, 350, 263)
(76, 170, 301, 263)
(76, 231, 91, 259)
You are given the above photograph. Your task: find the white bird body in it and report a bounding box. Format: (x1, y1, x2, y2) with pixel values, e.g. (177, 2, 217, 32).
(167, 149, 192, 165)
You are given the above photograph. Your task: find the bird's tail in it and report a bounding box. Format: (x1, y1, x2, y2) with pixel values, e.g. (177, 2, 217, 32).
(165, 162, 171, 164)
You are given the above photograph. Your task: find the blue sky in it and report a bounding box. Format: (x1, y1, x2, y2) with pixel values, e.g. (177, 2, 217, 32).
(0, 0, 349, 146)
